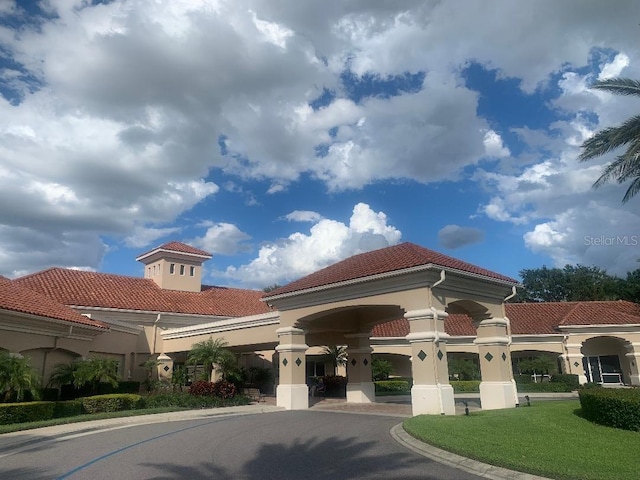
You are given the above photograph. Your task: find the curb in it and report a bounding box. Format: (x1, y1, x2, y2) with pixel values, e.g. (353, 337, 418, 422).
(390, 423, 551, 480)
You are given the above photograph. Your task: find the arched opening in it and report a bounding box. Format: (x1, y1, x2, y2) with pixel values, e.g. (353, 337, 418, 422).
(581, 336, 629, 385)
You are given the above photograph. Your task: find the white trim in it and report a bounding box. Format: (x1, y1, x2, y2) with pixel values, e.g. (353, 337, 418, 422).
(161, 311, 280, 339)
(135, 248, 211, 262)
(0, 308, 107, 333)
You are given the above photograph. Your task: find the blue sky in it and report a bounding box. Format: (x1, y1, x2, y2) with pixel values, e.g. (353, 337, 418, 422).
(1, 1, 639, 289)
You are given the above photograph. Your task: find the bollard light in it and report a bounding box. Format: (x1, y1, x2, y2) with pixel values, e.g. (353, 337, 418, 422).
(525, 395, 530, 407)
(463, 400, 469, 416)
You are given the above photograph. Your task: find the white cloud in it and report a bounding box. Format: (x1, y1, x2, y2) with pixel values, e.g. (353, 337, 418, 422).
(483, 130, 510, 158)
(124, 226, 182, 248)
(221, 203, 401, 287)
(192, 223, 252, 256)
(438, 225, 484, 249)
(284, 210, 323, 223)
(598, 52, 629, 80)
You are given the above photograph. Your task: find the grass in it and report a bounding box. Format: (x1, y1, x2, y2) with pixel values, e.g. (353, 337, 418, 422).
(404, 400, 639, 480)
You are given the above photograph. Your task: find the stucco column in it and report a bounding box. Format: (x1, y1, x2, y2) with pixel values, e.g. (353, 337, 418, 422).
(275, 327, 309, 410)
(474, 317, 518, 410)
(624, 343, 640, 386)
(564, 343, 588, 384)
(405, 308, 455, 416)
(345, 333, 375, 403)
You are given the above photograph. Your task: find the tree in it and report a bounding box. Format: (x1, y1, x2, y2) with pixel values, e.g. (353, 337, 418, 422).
(0, 352, 40, 402)
(262, 284, 282, 293)
(187, 337, 236, 381)
(515, 264, 620, 302)
(74, 357, 119, 395)
(371, 357, 393, 381)
(448, 357, 480, 381)
(47, 361, 79, 388)
(517, 356, 557, 381)
(322, 345, 347, 374)
(579, 77, 640, 203)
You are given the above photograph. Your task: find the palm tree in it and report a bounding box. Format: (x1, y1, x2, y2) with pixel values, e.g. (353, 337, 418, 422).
(579, 77, 640, 203)
(74, 357, 119, 394)
(47, 361, 79, 388)
(322, 345, 348, 375)
(187, 337, 236, 381)
(0, 352, 40, 402)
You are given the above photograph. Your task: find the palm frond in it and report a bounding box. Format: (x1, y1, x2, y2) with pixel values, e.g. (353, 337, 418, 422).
(591, 77, 640, 97)
(622, 177, 640, 203)
(579, 115, 640, 161)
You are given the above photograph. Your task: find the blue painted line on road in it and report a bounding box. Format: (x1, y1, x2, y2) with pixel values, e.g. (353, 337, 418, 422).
(55, 418, 222, 479)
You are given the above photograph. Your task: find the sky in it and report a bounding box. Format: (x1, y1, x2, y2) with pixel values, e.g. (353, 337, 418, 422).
(1, 0, 639, 290)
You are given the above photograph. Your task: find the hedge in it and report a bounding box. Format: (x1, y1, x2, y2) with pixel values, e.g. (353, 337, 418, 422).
(517, 382, 574, 393)
(579, 387, 640, 431)
(0, 402, 55, 425)
(374, 380, 410, 392)
(450, 381, 480, 393)
(52, 400, 83, 418)
(81, 394, 143, 414)
(550, 374, 579, 388)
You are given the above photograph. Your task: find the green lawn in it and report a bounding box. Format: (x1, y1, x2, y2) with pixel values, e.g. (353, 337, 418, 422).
(404, 400, 639, 480)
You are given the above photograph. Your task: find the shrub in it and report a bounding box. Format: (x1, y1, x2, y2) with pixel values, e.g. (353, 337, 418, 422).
(53, 399, 83, 418)
(214, 379, 236, 399)
(0, 401, 54, 425)
(189, 380, 216, 396)
(550, 374, 579, 389)
(143, 392, 250, 409)
(514, 374, 533, 384)
(374, 380, 409, 392)
(81, 394, 143, 414)
(517, 382, 574, 393)
(320, 375, 347, 397)
(450, 381, 481, 393)
(579, 387, 640, 431)
(114, 381, 141, 394)
(40, 388, 59, 402)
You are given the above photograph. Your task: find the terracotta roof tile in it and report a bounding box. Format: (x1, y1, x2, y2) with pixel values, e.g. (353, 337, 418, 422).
(15, 268, 270, 317)
(371, 301, 640, 338)
(266, 242, 517, 297)
(137, 241, 211, 259)
(0, 276, 107, 329)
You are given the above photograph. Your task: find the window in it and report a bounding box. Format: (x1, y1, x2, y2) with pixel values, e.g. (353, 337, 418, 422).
(169, 263, 175, 274)
(189, 266, 195, 277)
(180, 265, 185, 276)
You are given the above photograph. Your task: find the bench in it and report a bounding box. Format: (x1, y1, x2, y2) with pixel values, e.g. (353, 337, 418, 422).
(242, 388, 266, 402)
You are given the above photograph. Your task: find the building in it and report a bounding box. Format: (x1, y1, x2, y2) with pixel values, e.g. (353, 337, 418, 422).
(2, 241, 639, 415)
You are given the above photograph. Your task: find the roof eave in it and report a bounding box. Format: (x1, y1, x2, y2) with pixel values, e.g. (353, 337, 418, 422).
(263, 263, 519, 302)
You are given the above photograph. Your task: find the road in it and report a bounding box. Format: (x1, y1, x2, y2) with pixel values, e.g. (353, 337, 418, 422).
(0, 410, 482, 480)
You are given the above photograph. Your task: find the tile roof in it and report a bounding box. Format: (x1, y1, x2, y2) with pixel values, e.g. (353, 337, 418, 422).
(265, 242, 518, 297)
(0, 276, 107, 329)
(137, 241, 212, 260)
(371, 301, 640, 338)
(14, 268, 270, 317)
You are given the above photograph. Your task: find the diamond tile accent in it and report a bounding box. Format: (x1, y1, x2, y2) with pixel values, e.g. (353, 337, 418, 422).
(163, 365, 170, 372)
(485, 352, 494, 362)
(502, 352, 507, 361)
(417, 350, 427, 362)
(295, 357, 302, 367)
(437, 350, 443, 361)
(363, 358, 368, 366)
(282, 358, 288, 367)
(574, 361, 580, 368)
(351, 358, 357, 366)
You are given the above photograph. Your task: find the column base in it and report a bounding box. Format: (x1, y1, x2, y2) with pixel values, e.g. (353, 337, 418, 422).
(578, 374, 589, 385)
(346, 382, 375, 403)
(411, 384, 455, 416)
(277, 384, 309, 410)
(629, 374, 640, 386)
(480, 381, 518, 410)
